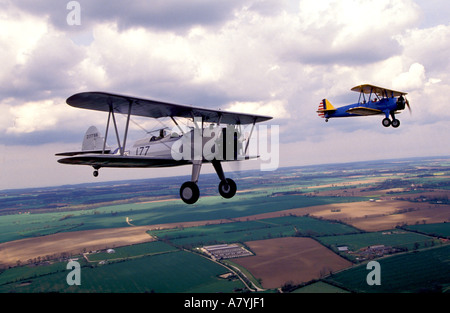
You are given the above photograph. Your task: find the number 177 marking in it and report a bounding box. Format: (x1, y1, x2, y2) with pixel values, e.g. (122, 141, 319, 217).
(137, 146, 150, 155)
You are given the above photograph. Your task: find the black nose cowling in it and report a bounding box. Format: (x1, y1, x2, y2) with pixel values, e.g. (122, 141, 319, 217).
(396, 96, 406, 110)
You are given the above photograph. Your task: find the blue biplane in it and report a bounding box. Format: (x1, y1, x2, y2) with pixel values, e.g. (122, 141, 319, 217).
(317, 84, 410, 128)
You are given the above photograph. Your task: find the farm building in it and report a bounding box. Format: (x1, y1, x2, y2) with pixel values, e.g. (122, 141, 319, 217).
(202, 244, 253, 260)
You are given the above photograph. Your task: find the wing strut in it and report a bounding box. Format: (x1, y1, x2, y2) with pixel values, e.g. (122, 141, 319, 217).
(104, 98, 133, 156)
(102, 109, 111, 155)
(244, 119, 257, 155)
(109, 102, 122, 155)
(170, 116, 186, 136)
(122, 100, 133, 156)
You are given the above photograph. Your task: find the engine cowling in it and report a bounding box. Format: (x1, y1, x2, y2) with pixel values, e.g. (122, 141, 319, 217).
(396, 96, 406, 111)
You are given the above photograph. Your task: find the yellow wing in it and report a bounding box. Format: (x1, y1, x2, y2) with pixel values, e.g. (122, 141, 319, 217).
(346, 107, 383, 116)
(351, 84, 407, 98)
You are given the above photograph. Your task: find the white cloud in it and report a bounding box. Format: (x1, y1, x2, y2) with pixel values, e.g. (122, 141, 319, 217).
(287, 0, 420, 64)
(0, 7, 48, 94)
(1, 0, 449, 189)
(226, 100, 288, 119)
(393, 63, 426, 91)
(395, 24, 450, 75)
(7, 99, 68, 134)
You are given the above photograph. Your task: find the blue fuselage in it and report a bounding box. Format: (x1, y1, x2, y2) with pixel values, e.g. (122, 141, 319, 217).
(327, 97, 398, 119)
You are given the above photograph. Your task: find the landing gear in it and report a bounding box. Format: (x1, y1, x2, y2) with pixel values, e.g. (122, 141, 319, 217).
(180, 160, 202, 204)
(219, 178, 237, 199)
(92, 166, 101, 177)
(382, 111, 401, 128)
(213, 160, 237, 200)
(178, 160, 238, 204)
(391, 119, 400, 128)
(180, 181, 200, 204)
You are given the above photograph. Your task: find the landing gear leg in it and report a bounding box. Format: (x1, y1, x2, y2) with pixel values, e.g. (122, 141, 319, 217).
(180, 160, 202, 204)
(382, 111, 400, 128)
(390, 112, 400, 128)
(212, 160, 237, 199)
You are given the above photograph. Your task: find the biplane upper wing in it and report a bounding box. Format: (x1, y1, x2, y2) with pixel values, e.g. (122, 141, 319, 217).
(66, 92, 273, 125)
(351, 84, 407, 98)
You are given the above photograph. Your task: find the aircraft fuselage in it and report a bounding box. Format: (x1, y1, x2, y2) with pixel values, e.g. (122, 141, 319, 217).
(325, 97, 398, 119)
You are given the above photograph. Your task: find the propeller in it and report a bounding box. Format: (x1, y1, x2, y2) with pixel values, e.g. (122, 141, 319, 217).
(406, 98, 411, 114)
(397, 96, 411, 114)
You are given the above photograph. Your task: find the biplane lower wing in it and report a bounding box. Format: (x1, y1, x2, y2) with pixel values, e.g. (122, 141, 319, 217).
(346, 107, 383, 116)
(58, 154, 190, 168)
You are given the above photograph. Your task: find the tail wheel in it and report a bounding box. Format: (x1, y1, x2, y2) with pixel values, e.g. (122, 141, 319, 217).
(218, 178, 237, 199)
(382, 118, 391, 127)
(93, 166, 101, 177)
(391, 119, 400, 128)
(180, 182, 200, 204)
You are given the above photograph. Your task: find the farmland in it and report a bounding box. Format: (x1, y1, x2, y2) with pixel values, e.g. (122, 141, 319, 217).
(0, 156, 449, 293)
(325, 245, 450, 293)
(0, 249, 243, 293)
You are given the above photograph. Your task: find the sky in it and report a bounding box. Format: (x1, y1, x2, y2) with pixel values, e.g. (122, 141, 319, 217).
(0, 0, 449, 190)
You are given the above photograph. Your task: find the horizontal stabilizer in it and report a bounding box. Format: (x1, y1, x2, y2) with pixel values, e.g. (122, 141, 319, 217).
(55, 150, 111, 157)
(56, 126, 110, 157)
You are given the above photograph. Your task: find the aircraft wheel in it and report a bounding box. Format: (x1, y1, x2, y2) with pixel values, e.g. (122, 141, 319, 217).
(391, 119, 400, 128)
(180, 182, 200, 204)
(382, 118, 391, 127)
(218, 178, 237, 199)
(93, 170, 99, 177)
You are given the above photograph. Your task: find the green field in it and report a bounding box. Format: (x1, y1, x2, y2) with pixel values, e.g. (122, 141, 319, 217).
(149, 215, 361, 247)
(86, 241, 178, 262)
(325, 245, 450, 293)
(404, 223, 450, 238)
(0, 194, 366, 244)
(318, 230, 440, 253)
(0, 249, 244, 293)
